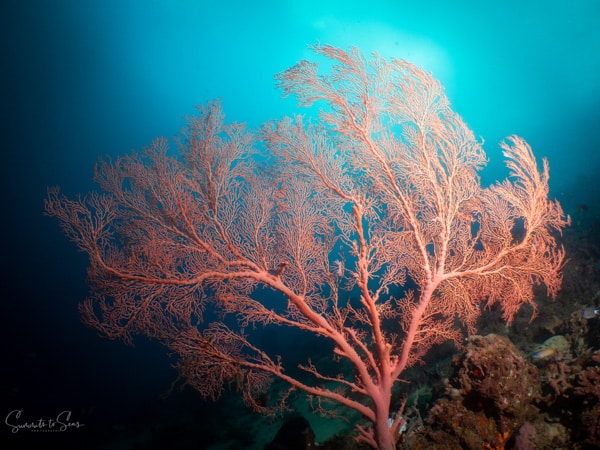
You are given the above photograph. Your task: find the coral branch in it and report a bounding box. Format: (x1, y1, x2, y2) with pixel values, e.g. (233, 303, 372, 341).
(46, 45, 568, 450)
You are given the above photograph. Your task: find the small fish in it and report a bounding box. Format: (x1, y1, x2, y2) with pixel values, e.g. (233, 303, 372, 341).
(531, 348, 559, 360)
(582, 306, 599, 320)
